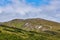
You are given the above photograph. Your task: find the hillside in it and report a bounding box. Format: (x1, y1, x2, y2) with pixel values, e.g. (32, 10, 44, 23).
(0, 18, 60, 40)
(2, 18, 60, 32)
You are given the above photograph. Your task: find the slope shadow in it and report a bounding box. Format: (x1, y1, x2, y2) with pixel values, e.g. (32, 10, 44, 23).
(0, 25, 27, 33)
(44, 30, 60, 35)
(0, 25, 39, 34)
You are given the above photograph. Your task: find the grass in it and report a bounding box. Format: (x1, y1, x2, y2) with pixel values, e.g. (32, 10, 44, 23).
(0, 25, 60, 40)
(0, 18, 60, 40)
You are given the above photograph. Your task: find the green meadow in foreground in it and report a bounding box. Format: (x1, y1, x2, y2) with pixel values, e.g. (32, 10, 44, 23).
(0, 18, 60, 40)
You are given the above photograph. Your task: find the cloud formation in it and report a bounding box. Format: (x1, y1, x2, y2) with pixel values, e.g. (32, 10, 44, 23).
(0, 0, 60, 22)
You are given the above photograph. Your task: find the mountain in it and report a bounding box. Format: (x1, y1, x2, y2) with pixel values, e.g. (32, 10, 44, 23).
(0, 18, 60, 40)
(2, 18, 60, 32)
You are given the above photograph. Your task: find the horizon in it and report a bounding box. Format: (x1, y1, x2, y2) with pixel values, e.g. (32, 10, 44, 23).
(0, 0, 60, 23)
(0, 18, 60, 23)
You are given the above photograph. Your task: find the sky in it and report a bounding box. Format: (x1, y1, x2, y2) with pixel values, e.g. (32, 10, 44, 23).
(0, 0, 60, 22)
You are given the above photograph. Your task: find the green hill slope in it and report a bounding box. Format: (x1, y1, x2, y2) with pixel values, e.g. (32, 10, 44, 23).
(0, 18, 60, 40)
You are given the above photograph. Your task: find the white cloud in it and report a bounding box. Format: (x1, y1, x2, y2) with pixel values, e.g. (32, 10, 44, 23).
(0, 0, 60, 22)
(0, 10, 2, 14)
(0, 0, 42, 15)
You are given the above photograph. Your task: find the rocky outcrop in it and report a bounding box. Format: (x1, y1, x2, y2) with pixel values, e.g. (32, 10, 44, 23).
(22, 22, 52, 32)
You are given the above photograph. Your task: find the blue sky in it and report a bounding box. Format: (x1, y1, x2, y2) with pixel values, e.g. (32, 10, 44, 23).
(25, 0, 50, 6)
(0, 0, 60, 22)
